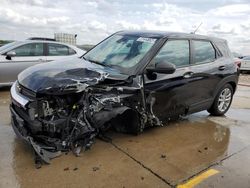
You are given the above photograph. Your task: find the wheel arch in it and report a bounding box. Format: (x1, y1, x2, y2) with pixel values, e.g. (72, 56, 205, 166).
(228, 81, 237, 94)
(213, 75, 238, 97)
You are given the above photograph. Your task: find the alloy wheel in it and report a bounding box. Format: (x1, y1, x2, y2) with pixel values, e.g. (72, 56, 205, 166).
(217, 88, 232, 112)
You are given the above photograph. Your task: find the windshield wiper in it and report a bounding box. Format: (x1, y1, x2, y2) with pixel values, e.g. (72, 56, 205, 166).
(83, 57, 111, 68)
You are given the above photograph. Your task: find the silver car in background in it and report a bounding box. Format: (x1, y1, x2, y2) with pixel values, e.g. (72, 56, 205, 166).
(240, 56, 250, 71)
(0, 40, 86, 86)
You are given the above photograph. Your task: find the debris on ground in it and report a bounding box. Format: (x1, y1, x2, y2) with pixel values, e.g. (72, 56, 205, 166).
(92, 167, 100, 172)
(64, 167, 69, 171)
(160, 154, 166, 159)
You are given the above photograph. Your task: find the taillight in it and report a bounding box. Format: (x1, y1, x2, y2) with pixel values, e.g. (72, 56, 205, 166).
(234, 60, 241, 69)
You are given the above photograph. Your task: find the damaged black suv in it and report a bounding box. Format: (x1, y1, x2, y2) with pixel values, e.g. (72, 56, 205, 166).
(10, 31, 239, 165)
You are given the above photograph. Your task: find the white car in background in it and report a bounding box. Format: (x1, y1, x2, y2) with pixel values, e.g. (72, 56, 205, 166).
(0, 39, 86, 86)
(240, 56, 250, 71)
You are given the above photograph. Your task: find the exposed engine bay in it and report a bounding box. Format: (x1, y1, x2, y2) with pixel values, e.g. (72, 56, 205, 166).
(10, 69, 161, 167)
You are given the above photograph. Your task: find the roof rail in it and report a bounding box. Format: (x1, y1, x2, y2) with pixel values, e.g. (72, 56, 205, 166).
(27, 37, 56, 41)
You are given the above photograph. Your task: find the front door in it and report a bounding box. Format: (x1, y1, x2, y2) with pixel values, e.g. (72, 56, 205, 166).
(144, 39, 193, 122)
(0, 43, 45, 84)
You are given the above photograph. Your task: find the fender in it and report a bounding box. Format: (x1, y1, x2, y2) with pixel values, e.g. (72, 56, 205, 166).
(212, 74, 238, 97)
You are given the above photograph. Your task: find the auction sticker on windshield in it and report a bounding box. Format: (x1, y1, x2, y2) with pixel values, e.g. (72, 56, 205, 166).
(137, 37, 156, 43)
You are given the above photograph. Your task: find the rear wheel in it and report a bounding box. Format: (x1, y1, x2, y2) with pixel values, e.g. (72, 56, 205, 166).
(208, 84, 233, 116)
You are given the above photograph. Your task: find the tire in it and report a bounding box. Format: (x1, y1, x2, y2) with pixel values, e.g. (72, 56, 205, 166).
(207, 84, 233, 116)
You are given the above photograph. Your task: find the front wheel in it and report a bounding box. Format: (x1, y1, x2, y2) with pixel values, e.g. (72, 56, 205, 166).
(208, 84, 233, 116)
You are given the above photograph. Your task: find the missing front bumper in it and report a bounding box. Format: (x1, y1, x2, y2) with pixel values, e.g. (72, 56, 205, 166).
(10, 106, 62, 165)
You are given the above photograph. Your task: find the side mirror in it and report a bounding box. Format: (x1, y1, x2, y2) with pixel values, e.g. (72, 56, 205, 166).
(147, 60, 176, 74)
(6, 51, 16, 60)
(7, 51, 16, 57)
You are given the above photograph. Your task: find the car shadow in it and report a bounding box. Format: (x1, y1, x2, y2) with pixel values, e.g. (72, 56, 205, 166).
(0, 86, 11, 92)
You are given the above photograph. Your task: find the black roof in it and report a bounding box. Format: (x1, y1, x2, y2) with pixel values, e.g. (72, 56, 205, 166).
(117, 30, 226, 42)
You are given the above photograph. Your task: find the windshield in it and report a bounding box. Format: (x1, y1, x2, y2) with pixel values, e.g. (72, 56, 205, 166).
(0, 41, 21, 53)
(84, 34, 157, 71)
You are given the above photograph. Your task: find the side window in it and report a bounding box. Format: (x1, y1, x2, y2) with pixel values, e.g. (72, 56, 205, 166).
(48, 44, 69, 56)
(151, 40, 190, 68)
(193, 41, 216, 64)
(13, 43, 43, 56)
(69, 47, 76, 55)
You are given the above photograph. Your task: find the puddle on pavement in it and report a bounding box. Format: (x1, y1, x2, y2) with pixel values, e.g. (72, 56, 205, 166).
(1, 109, 250, 187)
(10, 133, 169, 188)
(109, 116, 231, 184)
(108, 110, 250, 184)
(0, 87, 249, 187)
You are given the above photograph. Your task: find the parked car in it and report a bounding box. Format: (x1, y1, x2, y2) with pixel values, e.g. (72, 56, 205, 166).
(0, 40, 85, 86)
(10, 31, 238, 165)
(240, 56, 250, 72)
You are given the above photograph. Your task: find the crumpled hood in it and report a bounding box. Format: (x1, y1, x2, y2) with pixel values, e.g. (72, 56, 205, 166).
(18, 57, 129, 94)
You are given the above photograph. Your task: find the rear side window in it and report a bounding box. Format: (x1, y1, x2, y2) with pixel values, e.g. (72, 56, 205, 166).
(193, 41, 216, 64)
(151, 40, 190, 68)
(48, 44, 71, 56)
(13, 43, 43, 56)
(69, 47, 76, 55)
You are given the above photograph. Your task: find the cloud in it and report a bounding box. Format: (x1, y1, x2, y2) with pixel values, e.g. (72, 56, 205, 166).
(207, 4, 250, 17)
(89, 20, 107, 31)
(8, 0, 56, 7)
(115, 20, 140, 30)
(0, 0, 250, 54)
(0, 7, 70, 27)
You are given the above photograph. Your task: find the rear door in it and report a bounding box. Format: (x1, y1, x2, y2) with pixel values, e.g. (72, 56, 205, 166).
(0, 42, 45, 84)
(45, 43, 77, 62)
(188, 40, 223, 113)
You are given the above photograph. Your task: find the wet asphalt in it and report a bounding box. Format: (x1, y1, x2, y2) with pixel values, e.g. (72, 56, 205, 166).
(0, 85, 249, 188)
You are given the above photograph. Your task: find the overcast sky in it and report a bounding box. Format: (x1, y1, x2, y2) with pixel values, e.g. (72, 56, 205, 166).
(1, 0, 250, 54)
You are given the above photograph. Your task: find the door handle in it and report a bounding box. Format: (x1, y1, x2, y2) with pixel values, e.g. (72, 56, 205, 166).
(183, 71, 194, 79)
(218, 65, 226, 71)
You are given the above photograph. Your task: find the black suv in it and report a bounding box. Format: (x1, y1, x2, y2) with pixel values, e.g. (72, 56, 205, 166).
(10, 31, 239, 164)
